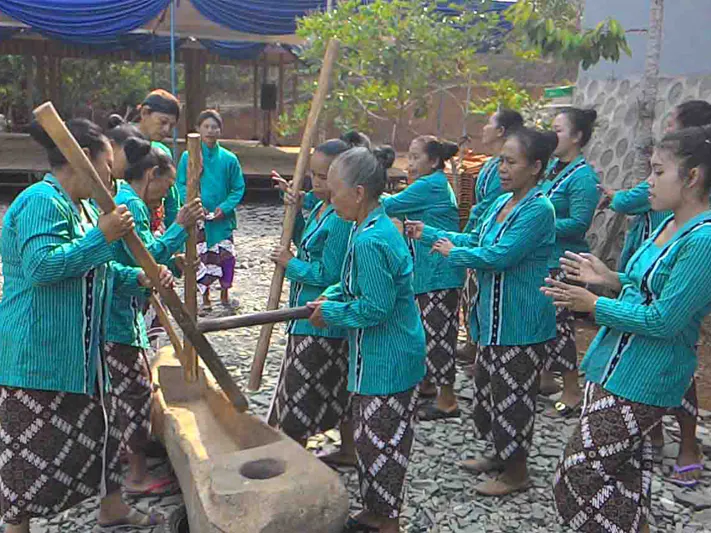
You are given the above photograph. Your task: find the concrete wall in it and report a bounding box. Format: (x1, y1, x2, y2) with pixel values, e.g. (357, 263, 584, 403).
(576, 0, 711, 265)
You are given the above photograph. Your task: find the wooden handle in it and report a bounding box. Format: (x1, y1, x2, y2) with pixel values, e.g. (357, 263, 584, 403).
(32, 102, 249, 413)
(182, 133, 202, 381)
(149, 294, 184, 362)
(200, 306, 312, 333)
(249, 39, 340, 391)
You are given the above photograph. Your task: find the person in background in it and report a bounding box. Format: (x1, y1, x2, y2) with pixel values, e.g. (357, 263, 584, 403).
(269, 136, 356, 466)
(545, 124, 711, 533)
(382, 135, 465, 420)
(0, 119, 171, 532)
(597, 99, 711, 487)
(458, 109, 524, 365)
(309, 147, 425, 533)
(176, 109, 245, 311)
(134, 89, 182, 230)
(106, 138, 204, 498)
(539, 107, 600, 416)
(406, 127, 558, 496)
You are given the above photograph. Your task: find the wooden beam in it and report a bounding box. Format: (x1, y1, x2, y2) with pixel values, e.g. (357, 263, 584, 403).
(249, 40, 340, 390)
(24, 54, 34, 113)
(36, 53, 47, 102)
(278, 55, 285, 117)
(200, 306, 311, 333)
(292, 67, 298, 111)
(252, 60, 259, 139)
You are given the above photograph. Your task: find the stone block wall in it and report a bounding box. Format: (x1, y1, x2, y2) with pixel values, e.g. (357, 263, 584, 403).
(574, 74, 711, 265)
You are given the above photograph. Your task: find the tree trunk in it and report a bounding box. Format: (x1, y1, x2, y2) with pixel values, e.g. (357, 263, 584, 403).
(598, 0, 664, 263)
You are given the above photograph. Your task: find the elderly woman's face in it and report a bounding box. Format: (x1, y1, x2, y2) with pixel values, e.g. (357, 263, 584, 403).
(327, 166, 362, 222)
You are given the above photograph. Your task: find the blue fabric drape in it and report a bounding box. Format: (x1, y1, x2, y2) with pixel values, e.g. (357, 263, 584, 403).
(0, 0, 170, 40)
(190, 0, 328, 35)
(200, 40, 266, 60)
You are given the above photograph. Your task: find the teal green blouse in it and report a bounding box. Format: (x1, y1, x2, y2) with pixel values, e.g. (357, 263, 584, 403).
(610, 181, 671, 270)
(421, 187, 556, 346)
(0, 175, 147, 395)
(320, 206, 426, 396)
(286, 200, 350, 338)
(107, 182, 188, 348)
(464, 156, 504, 233)
(381, 170, 465, 294)
(176, 141, 246, 248)
(582, 211, 711, 407)
(539, 155, 600, 269)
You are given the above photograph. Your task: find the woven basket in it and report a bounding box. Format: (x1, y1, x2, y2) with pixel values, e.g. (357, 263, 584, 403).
(446, 151, 490, 230)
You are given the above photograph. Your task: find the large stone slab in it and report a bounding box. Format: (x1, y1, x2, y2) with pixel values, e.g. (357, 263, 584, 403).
(151, 348, 349, 533)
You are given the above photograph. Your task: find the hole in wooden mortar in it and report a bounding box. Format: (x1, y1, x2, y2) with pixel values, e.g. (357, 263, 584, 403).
(240, 458, 286, 480)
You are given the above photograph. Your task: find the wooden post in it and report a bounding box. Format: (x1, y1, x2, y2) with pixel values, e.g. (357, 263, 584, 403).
(253, 60, 259, 139)
(33, 102, 249, 413)
(292, 68, 298, 111)
(249, 40, 340, 390)
(25, 55, 34, 115)
(150, 294, 184, 361)
(183, 133, 202, 381)
(278, 55, 285, 117)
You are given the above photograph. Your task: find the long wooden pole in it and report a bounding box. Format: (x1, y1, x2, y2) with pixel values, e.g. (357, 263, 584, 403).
(200, 306, 311, 334)
(33, 102, 249, 413)
(150, 294, 184, 362)
(182, 133, 202, 381)
(249, 39, 340, 391)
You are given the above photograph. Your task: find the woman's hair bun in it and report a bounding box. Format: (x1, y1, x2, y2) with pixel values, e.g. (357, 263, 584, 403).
(540, 130, 560, 156)
(28, 120, 57, 151)
(123, 137, 152, 165)
(582, 109, 598, 123)
(440, 140, 459, 161)
(107, 114, 126, 130)
(373, 145, 396, 170)
(340, 130, 372, 150)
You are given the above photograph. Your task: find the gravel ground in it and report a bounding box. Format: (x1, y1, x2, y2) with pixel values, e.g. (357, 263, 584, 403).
(1, 195, 711, 533)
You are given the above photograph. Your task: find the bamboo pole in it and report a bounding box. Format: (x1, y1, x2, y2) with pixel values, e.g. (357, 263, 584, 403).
(33, 102, 249, 413)
(249, 39, 340, 391)
(182, 133, 202, 381)
(150, 294, 184, 363)
(200, 306, 311, 334)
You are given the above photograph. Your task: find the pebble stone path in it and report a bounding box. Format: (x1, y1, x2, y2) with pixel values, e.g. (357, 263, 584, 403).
(1, 195, 710, 533)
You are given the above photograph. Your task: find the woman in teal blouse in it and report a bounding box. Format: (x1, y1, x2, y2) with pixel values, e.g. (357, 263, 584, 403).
(107, 138, 203, 497)
(177, 110, 246, 311)
(407, 128, 558, 497)
(0, 120, 169, 531)
(309, 147, 425, 533)
(268, 136, 356, 465)
(596, 100, 711, 486)
(460, 109, 524, 366)
(539, 107, 600, 415)
(545, 125, 711, 533)
(382, 135, 465, 420)
(134, 90, 182, 231)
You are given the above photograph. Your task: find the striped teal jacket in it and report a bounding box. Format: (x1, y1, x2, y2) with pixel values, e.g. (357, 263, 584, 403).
(0, 175, 147, 395)
(320, 206, 426, 395)
(610, 181, 671, 270)
(152, 141, 182, 228)
(286, 200, 350, 338)
(582, 211, 711, 407)
(422, 187, 556, 346)
(539, 155, 600, 269)
(464, 156, 504, 233)
(107, 182, 188, 348)
(381, 170, 465, 294)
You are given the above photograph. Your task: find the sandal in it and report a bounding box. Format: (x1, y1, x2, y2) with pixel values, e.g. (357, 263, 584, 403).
(473, 476, 532, 496)
(95, 508, 164, 531)
(667, 463, 704, 488)
(418, 403, 461, 421)
(548, 400, 582, 418)
(342, 516, 380, 532)
(124, 477, 180, 498)
(460, 457, 504, 474)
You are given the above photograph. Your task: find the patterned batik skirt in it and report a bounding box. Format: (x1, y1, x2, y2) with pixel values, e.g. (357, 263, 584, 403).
(545, 269, 579, 373)
(460, 269, 478, 333)
(352, 387, 419, 519)
(471, 343, 546, 461)
(0, 386, 123, 525)
(416, 289, 460, 386)
(272, 335, 350, 442)
(196, 221, 236, 294)
(671, 377, 698, 419)
(553, 383, 665, 533)
(105, 342, 153, 455)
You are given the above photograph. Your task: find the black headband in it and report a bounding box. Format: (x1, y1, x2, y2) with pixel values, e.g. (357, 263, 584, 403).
(141, 94, 180, 119)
